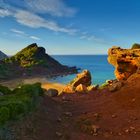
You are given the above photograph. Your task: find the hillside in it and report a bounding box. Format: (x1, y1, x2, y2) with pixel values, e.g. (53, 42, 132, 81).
(0, 43, 78, 80)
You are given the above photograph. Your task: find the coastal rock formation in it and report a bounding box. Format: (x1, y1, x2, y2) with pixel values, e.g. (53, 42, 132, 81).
(0, 43, 78, 79)
(108, 46, 140, 80)
(62, 70, 92, 94)
(0, 51, 8, 60)
(70, 70, 91, 87)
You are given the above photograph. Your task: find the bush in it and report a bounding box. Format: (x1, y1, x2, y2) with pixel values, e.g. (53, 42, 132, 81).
(0, 107, 10, 125)
(7, 102, 27, 120)
(0, 83, 44, 126)
(0, 85, 12, 95)
(131, 43, 140, 49)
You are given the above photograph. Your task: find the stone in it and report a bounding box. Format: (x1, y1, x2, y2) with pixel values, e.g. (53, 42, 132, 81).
(55, 132, 62, 137)
(106, 80, 114, 85)
(64, 112, 73, 117)
(109, 81, 123, 92)
(46, 88, 58, 97)
(91, 125, 100, 133)
(57, 117, 62, 122)
(75, 84, 88, 93)
(62, 85, 75, 94)
(70, 69, 91, 87)
(111, 114, 117, 118)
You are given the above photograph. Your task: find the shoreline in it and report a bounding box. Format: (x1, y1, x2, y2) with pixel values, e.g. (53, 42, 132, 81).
(0, 76, 66, 93)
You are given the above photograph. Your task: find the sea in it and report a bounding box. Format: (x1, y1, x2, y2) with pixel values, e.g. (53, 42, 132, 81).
(49, 55, 115, 85)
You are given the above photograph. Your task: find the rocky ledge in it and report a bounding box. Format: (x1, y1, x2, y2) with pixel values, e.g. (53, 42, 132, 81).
(108, 44, 140, 80)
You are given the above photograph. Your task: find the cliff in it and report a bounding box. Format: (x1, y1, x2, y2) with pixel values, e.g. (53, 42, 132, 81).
(108, 46, 140, 80)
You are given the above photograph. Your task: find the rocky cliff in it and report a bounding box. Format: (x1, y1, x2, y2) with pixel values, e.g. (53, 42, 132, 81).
(108, 46, 140, 80)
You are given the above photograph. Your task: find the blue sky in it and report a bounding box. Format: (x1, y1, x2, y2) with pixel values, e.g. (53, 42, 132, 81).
(0, 0, 140, 55)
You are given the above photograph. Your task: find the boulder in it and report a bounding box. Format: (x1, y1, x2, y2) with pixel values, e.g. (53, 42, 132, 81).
(62, 85, 75, 94)
(70, 70, 91, 87)
(46, 88, 58, 97)
(75, 84, 88, 93)
(109, 81, 123, 92)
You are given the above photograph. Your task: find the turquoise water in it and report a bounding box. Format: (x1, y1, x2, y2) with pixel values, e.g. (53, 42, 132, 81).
(49, 55, 115, 85)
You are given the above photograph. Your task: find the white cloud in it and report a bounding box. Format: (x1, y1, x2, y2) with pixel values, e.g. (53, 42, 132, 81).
(14, 10, 77, 34)
(25, 0, 76, 17)
(10, 28, 41, 40)
(80, 33, 109, 44)
(80, 36, 87, 39)
(30, 36, 40, 40)
(11, 28, 26, 35)
(0, 0, 77, 35)
(0, 8, 12, 17)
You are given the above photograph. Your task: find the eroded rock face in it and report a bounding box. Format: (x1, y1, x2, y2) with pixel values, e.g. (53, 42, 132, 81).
(108, 46, 140, 80)
(70, 70, 92, 87)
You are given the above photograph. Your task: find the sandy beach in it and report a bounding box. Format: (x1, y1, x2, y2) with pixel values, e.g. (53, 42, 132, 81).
(0, 76, 66, 93)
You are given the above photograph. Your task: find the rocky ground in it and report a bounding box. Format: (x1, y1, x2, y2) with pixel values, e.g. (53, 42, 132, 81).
(8, 73, 140, 140)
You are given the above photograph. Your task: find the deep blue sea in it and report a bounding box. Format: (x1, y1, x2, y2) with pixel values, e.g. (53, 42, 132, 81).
(49, 55, 115, 85)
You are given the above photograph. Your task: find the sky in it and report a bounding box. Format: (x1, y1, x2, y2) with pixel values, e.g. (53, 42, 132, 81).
(0, 0, 140, 55)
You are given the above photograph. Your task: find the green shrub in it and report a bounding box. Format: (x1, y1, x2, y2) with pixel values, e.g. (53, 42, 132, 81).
(131, 43, 140, 49)
(0, 82, 44, 126)
(0, 107, 10, 125)
(0, 85, 12, 95)
(7, 102, 27, 120)
(99, 82, 109, 89)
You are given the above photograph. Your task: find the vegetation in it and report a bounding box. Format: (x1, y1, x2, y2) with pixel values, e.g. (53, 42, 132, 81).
(0, 83, 44, 126)
(99, 82, 109, 89)
(131, 43, 140, 49)
(4, 43, 46, 67)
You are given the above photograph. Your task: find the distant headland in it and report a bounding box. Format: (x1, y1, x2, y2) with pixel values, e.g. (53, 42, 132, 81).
(0, 43, 78, 80)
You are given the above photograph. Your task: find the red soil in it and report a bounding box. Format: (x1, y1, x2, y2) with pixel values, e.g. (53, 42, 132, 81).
(12, 75, 140, 140)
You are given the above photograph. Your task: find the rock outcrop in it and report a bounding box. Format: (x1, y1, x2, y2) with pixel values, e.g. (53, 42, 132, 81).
(62, 70, 93, 94)
(70, 70, 91, 87)
(108, 46, 140, 80)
